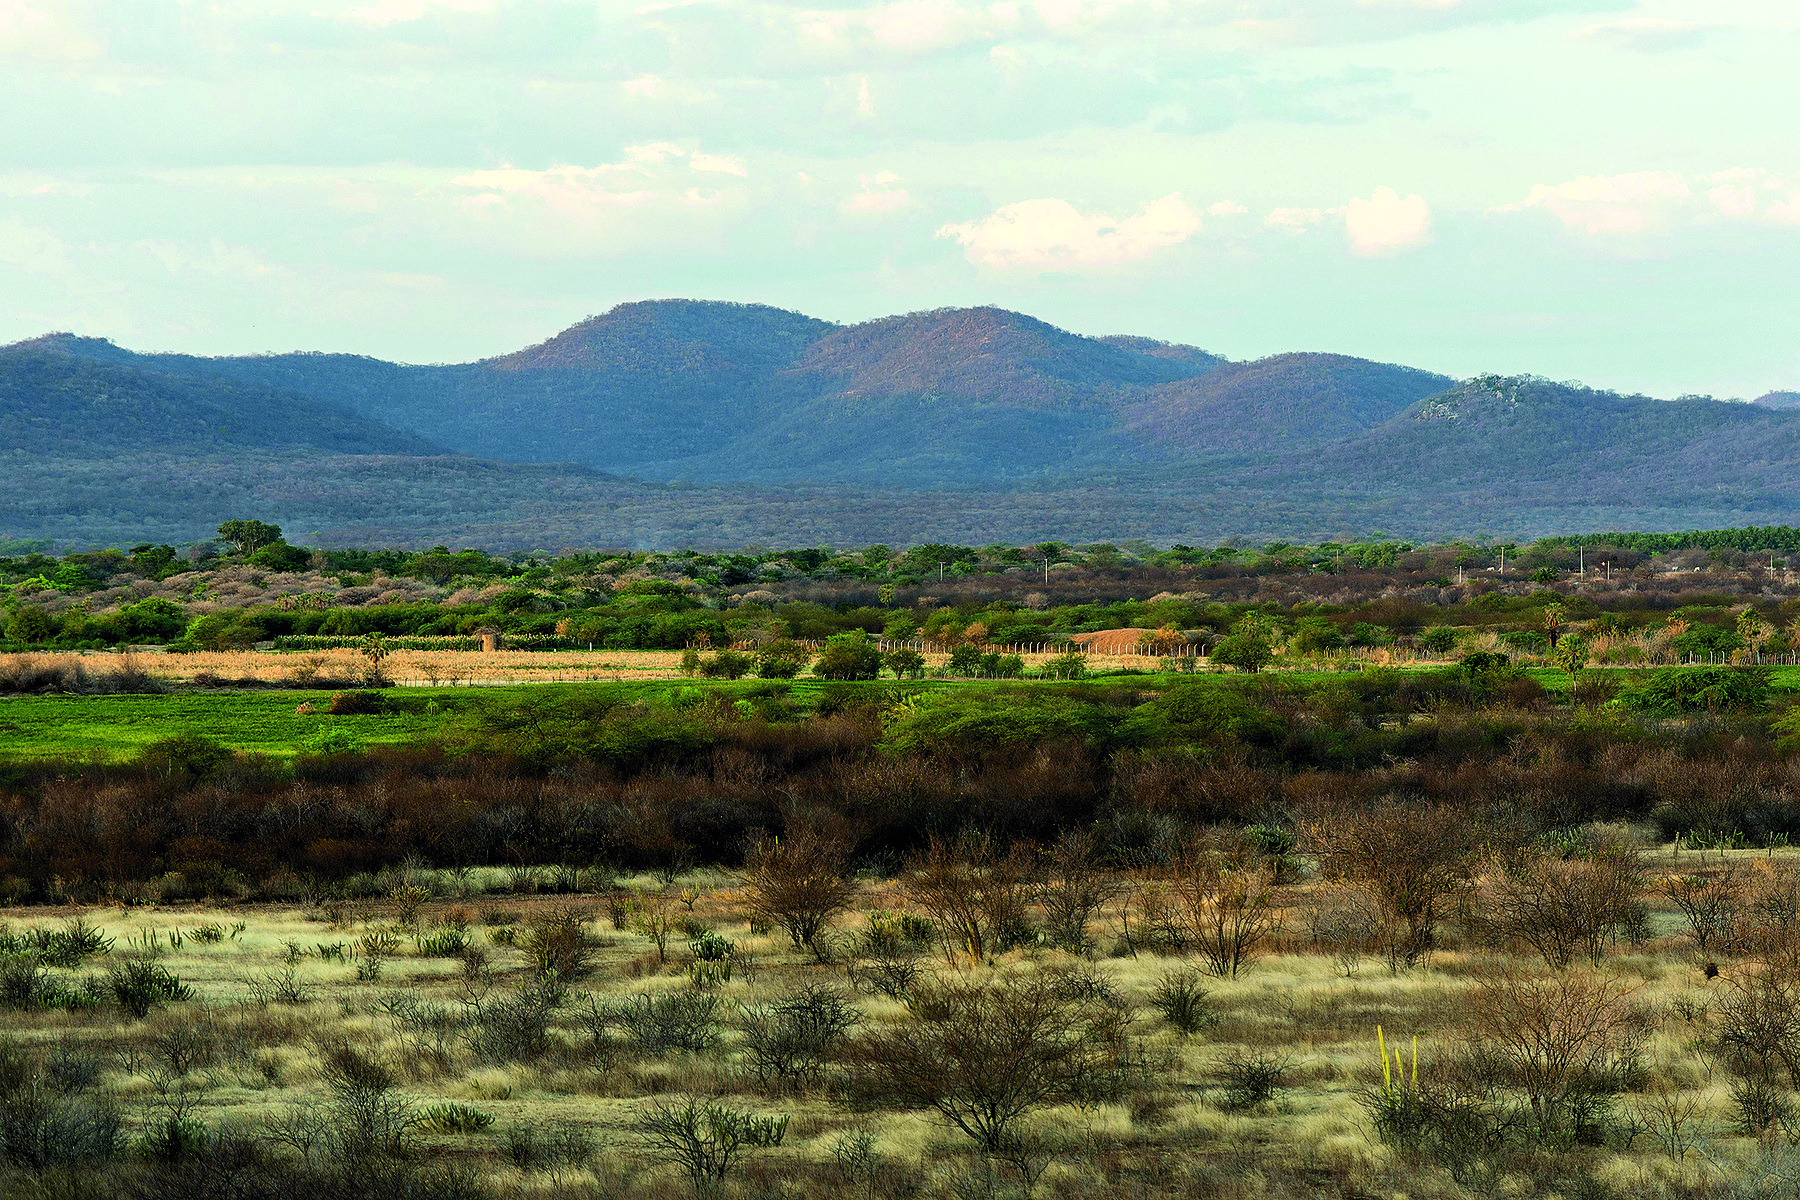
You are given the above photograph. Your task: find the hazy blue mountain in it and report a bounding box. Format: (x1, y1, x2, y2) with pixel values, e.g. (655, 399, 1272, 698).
(0, 344, 440, 456)
(9, 306, 1800, 548)
(1117, 353, 1453, 455)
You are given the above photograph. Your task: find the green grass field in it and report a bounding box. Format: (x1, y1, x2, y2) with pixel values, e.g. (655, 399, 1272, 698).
(2, 663, 1794, 762)
(0, 690, 467, 760)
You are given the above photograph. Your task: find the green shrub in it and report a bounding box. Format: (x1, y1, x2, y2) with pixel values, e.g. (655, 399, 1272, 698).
(884, 648, 926, 679)
(754, 639, 810, 680)
(1622, 666, 1772, 714)
(413, 928, 469, 957)
(135, 734, 233, 780)
(979, 652, 1025, 679)
(1040, 651, 1087, 680)
(421, 1102, 494, 1134)
(299, 724, 362, 755)
(1150, 968, 1220, 1035)
(1419, 626, 1459, 654)
(0, 918, 113, 967)
(1209, 634, 1272, 673)
(946, 645, 983, 676)
(326, 690, 387, 715)
(603, 992, 723, 1054)
(1289, 617, 1344, 654)
(105, 960, 192, 1018)
(880, 690, 1118, 760)
(699, 651, 753, 679)
(814, 632, 882, 681)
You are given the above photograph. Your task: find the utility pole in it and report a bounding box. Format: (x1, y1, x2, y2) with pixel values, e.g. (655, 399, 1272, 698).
(1579, 545, 1584, 575)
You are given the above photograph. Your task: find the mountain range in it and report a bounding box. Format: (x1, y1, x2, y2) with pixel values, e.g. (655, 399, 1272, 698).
(4, 300, 1798, 549)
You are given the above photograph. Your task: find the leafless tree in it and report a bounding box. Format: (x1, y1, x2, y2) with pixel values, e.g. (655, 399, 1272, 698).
(845, 971, 1130, 1172)
(1470, 844, 1645, 969)
(1306, 803, 1480, 970)
(903, 835, 1035, 962)
(1166, 835, 1281, 978)
(742, 828, 857, 960)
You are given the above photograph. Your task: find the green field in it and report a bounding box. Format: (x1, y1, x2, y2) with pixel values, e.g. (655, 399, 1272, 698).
(0, 689, 464, 760)
(3, 664, 1795, 762)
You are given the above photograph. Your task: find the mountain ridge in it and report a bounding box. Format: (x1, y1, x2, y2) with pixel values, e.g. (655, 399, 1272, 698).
(5, 300, 1799, 547)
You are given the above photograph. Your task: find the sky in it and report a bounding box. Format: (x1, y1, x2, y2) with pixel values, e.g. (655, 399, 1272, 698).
(1, 0, 1796, 398)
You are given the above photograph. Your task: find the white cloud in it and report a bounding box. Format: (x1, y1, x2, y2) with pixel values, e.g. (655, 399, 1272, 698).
(1573, 18, 1716, 53)
(452, 164, 659, 215)
(1207, 200, 1248, 216)
(690, 152, 748, 177)
(0, 216, 79, 282)
(0, 1, 102, 60)
(1264, 206, 1322, 231)
(617, 73, 715, 103)
(1502, 171, 1691, 236)
(856, 77, 875, 116)
(449, 147, 743, 222)
(624, 142, 686, 166)
(937, 192, 1201, 269)
(1342, 185, 1432, 256)
(1499, 169, 1800, 237)
(337, 0, 501, 27)
(844, 170, 911, 214)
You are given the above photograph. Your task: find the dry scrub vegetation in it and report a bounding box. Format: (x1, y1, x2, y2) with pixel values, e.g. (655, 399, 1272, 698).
(7, 827, 1800, 1199)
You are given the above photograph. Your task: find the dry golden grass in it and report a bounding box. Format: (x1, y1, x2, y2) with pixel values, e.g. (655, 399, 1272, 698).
(0, 847, 1791, 1198)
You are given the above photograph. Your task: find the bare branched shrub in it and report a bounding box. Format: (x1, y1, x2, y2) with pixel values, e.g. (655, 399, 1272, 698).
(1217, 1049, 1294, 1111)
(1714, 948, 1800, 1099)
(1123, 877, 1186, 954)
(1632, 1081, 1701, 1158)
(1463, 968, 1646, 1141)
(460, 974, 566, 1064)
(1149, 968, 1220, 1035)
(315, 1040, 416, 1160)
(0, 1036, 124, 1170)
(846, 912, 930, 1000)
(1306, 803, 1480, 971)
(845, 970, 1131, 1161)
(904, 835, 1036, 962)
(1038, 829, 1126, 950)
(633, 891, 679, 964)
(633, 1096, 787, 1198)
(1304, 885, 1382, 976)
(1471, 844, 1645, 969)
(603, 991, 724, 1055)
(1662, 867, 1744, 954)
(520, 902, 595, 980)
(742, 828, 857, 960)
(1166, 836, 1281, 978)
(1737, 862, 1800, 956)
(739, 984, 860, 1092)
(246, 962, 316, 1006)
(504, 1120, 595, 1181)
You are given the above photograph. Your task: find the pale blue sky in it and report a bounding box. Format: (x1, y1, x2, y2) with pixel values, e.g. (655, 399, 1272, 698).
(2, 0, 1796, 397)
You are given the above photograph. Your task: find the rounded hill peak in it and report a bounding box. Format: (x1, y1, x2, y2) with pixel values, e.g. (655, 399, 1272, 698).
(487, 299, 835, 374)
(793, 305, 1213, 406)
(4, 332, 139, 363)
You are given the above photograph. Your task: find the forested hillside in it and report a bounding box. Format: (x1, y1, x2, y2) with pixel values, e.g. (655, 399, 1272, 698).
(1116, 352, 1452, 454)
(6, 303, 1800, 549)
(0, 345, 441, 456)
